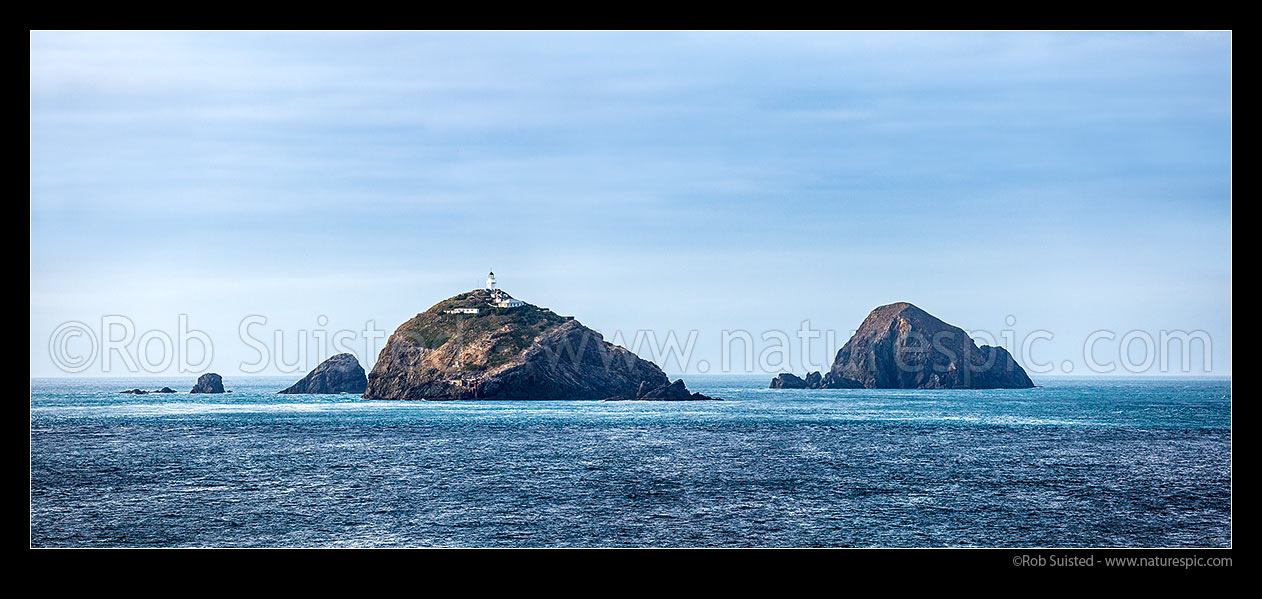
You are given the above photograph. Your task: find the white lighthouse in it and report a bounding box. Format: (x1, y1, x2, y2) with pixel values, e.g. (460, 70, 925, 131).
(483, 270, 524, 308)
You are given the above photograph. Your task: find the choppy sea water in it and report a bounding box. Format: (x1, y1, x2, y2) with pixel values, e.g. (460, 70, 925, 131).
(30, 375, 1230, 547)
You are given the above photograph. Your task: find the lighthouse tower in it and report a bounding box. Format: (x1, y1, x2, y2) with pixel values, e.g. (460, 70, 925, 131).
(486, 270, 497, 291)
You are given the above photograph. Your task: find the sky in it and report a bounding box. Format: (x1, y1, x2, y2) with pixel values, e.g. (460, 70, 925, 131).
(30, 31, 1231, 378)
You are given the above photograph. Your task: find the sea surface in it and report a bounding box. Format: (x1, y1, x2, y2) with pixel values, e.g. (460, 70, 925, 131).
(30, 375, 1231, 547)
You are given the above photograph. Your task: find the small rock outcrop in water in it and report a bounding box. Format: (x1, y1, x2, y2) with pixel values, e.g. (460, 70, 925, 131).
(190, 373, 225, 394)
(769, 371, 838, 389)
(605, 378, 717, 401)
(119, 386, 178, 394)
(364, 289, 718, 401)
(279, 353, 368, 394)
(770, 302, 1034, 390)
(769, 372, 829, 389)
(770, 373, 808, 389)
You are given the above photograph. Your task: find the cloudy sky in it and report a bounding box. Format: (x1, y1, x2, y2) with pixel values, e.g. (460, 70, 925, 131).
(30, 31, 1231, 377)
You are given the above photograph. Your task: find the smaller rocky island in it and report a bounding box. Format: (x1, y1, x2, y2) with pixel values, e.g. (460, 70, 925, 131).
(279, 353, 368, 394)
(771, 302, 1034, 390)
(190, 373, 226, 394)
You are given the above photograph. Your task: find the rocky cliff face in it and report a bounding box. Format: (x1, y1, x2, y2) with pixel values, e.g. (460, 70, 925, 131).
(280, 353, 367, 394)
(363, 290, 717, 401)
(190, 373, 225, 394)
(770, 302, 1034, 390)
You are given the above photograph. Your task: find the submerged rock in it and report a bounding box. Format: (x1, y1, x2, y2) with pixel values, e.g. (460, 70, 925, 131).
(121, 386, 178, 394)
(771, 302, 1034, 390)
(190, 373, 225, 394)
(363, 289, 718, 401)
(279, 353, 367, 394)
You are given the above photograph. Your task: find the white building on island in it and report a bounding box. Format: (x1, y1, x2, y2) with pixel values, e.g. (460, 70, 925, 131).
(484, 269, 524, 308)
(493, 294, 524, 308)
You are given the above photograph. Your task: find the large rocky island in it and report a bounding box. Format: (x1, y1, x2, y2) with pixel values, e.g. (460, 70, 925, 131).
(771, 302, 1034, 390)
(363, 287, 717, 401)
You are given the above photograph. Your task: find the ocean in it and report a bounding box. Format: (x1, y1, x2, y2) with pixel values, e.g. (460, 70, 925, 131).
(29, 375, 1231, 547)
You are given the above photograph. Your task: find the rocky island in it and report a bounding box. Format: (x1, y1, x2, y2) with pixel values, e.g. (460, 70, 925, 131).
(280, 353, 367, 394)
(363, 276, 717, 401)
(190, 373, 225, 394)
(771, 302, 1034, 390)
